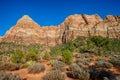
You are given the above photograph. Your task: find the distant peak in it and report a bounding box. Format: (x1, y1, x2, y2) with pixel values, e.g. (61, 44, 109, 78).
(16, 15, 34, 24)
(16, 15, 40, 28)
(20, 15, 32, 21)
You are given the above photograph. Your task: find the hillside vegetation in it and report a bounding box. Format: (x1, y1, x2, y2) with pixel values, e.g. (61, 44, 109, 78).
(0, 36, 120, 80)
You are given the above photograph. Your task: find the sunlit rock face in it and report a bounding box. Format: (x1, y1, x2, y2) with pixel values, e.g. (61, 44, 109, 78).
(1, 14, 120, 46)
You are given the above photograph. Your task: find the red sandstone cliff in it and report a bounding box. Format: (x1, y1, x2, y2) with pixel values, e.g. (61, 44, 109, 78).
(1, 14, 120, 46)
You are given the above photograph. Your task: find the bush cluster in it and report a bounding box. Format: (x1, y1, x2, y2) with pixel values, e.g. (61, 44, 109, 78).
(11, 48, 39, 63)
(76, 58, 91, 67)
(49, 36, 120, 61)
(52, 61, 65, 71)
(28, 63, 45, 73)
(0, 62, 19, 71)
(0, 71, 25, 80)
(43, 53, 51, 60)
(42, 70, 66, 80)
(50, 47, 62, 56)
(25, 48, 39, 61)
(20, 61, 35, 69)
(109, 57, 120, 69)
(95, 60, 113, 68)
(70, 63, 90, 80)
(11, 50, 25, 63)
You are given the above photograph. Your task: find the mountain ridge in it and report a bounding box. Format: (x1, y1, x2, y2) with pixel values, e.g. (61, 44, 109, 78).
(0, 14, 120, 46)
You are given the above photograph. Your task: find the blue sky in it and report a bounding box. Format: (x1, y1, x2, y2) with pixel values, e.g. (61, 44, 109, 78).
(0, 0, 120, 36)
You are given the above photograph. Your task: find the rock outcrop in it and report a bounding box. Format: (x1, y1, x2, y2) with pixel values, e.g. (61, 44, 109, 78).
(1, 14, 120, 46)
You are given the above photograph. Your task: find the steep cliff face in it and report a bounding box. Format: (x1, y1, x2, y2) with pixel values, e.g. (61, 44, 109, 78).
(60, 14, 120, 43)
(1, 14, 120, 46)
(60, 14, 103, 43)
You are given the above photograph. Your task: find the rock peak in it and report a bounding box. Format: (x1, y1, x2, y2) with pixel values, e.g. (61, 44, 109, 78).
(16, 15, 40, 28)
(17, 15, 33, 23)
(21, 15, 32, 21)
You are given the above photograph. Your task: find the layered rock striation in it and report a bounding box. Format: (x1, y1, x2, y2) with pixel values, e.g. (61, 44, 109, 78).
(1, 14, 120, 46)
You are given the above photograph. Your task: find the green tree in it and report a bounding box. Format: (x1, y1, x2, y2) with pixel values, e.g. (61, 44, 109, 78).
(62, 50, 73, 64)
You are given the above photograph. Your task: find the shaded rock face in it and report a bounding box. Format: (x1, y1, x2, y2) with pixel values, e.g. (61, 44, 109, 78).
(1, 14, 120, 46)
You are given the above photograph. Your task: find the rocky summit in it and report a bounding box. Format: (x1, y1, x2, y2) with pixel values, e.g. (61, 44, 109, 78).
(1, 14, 120, 46)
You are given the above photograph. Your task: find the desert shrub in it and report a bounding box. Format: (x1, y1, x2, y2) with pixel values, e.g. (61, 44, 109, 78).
(28, 63, 45, 73)
(86, 58, 94, 62)
(70, 63, 81, 71)
(20, 63, 30, 69)
(84, 53, 91, 58)
(76, 59, 90, 66)
(95, 60, 113, 68)
(26, 60, 35, 65)
(76, 59, 83, 63)
(43, 53, 51, 60)
(78, 53, 92, 59)
(87, 36, 113, 55)
(25, 48, 39, 61)
(42, 70, 66, 80)
(73, 36, 87, 47)
(109, 57, 120, 69)
(11, 50, 25, 63)
(62, 50, 73, 64)
(52, 61, 66, 71)
(70, 63, 90, 80)
(89, 36, 109, 48)
(0, 71, 25, 80)
(83, 61, 90, 65)
(61, 42, 76, 52)
(97, 57, 106, 61)
(20, 60, 35, 69)
(49, 59, 57, 66)
(0, 54, 11, 62)
(111, 39, 120, 53)
(77, 62, 84, 67)
(79, 46, 89, 53)
(50, 47, 62, 56)
(80, 54, 86, 59)
(86, 38, 96, 51)
(0, 62, 19, 71)
(74, 54, 80, 58)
